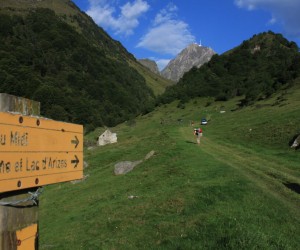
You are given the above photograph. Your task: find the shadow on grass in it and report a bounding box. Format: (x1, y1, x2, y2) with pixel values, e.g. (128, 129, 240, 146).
(185, 140, 197, 144)
(284, 182, 300, 194)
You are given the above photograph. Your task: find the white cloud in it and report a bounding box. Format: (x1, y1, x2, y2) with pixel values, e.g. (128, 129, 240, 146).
(86, 0, 150, 36)
(137, 4, 195, 56)
(235, 0, 300, 37)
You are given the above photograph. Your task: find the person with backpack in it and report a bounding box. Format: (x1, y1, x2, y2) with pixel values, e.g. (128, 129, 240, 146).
(193, 127, 203, 145)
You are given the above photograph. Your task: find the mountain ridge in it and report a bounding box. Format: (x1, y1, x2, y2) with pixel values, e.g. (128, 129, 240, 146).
(0, 0, 171, 95)
(138, 59, 160, 75)
(0, 0, 171, 130)
(159, 31, 300, 105)
(161, 43, 216, 82)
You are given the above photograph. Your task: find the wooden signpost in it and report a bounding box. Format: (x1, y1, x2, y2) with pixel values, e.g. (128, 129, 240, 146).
(0, 112, 83, 193)
(0, 93, 83, 249)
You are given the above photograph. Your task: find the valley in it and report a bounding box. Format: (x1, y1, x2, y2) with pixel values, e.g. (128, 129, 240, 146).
(0, 1, 299, 248)
(39, 85, 300, 249)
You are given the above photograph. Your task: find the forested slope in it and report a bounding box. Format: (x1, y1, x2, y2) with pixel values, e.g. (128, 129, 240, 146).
(159, 32, 300, 106)
(0, 3, 159, 131)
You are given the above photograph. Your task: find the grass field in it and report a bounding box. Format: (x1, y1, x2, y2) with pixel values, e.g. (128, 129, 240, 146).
(39, 84, 300, 249)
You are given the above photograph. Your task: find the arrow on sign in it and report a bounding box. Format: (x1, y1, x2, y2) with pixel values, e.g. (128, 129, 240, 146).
(71, 155, 80, 168)
(71, 136, 79, 148)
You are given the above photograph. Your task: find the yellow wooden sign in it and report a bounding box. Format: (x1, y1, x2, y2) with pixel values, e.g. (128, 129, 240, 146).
(0, 112, 83, 192)
(16, 224, 37, 250)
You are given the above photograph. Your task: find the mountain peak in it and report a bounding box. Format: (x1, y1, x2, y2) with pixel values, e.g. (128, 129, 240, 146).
(138, 59, 160, 75)
(161, 44, 216, 82)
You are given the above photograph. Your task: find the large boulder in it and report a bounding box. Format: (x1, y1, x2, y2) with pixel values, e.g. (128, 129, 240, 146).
(98, 129, 117, 146)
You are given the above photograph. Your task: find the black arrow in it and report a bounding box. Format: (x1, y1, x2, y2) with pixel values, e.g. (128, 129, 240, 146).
(71, 136, 79, 148)
(71, 155, 79, 168)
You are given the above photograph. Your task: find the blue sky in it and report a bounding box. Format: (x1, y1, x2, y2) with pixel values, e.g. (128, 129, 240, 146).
(72, 0, 300, 70)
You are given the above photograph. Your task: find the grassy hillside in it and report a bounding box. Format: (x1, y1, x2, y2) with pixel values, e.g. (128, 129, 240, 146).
(39, 84, 300, 249)
(129, 60, 173, 96)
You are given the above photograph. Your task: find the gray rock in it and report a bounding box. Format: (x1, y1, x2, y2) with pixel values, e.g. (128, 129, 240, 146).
(114, 150, 156, 175)
(98, 129, 117, 146)
(291, 135, 300, 149)
(71, 174, 89, 184)
(128, 195, 139, 199)
(114, 160, 143, 175)
(144, 150, 155, 160)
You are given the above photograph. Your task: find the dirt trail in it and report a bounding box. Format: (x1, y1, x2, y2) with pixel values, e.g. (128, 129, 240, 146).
(179, 127, 300, 214)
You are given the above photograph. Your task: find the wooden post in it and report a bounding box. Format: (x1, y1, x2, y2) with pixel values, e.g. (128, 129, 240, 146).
(0, 94, 40, 249)
(0, 93, 83, 249)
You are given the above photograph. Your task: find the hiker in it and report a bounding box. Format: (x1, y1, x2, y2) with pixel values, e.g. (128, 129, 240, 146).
(194, 127, 203, 144)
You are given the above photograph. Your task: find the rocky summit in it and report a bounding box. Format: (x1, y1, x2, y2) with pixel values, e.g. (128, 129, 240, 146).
(161, 43, 216, 82)
(138, 59, 160, 75)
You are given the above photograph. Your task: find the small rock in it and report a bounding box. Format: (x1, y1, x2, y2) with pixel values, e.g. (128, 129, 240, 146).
(291, 135, 300, 149)
(144, 150, 155, 160)
(71, 174, 89, 184)
(128, 195, 139, 199)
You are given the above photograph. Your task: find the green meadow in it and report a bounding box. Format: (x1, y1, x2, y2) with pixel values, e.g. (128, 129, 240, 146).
(39, 84, 300, 249)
